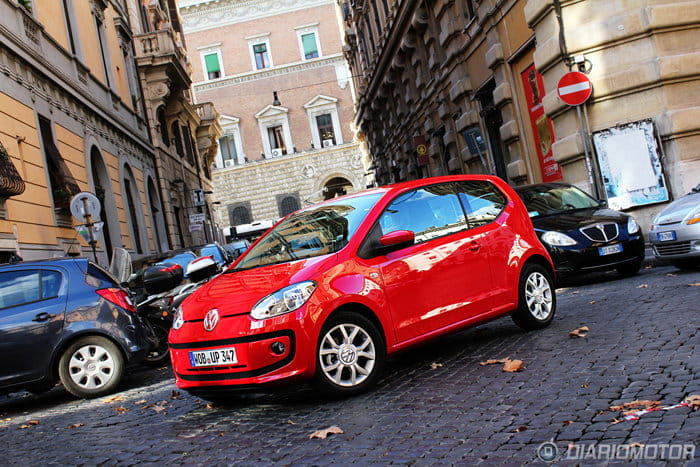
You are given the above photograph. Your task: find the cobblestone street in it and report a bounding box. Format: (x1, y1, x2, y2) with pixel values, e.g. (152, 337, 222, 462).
(1, 263, 698, 464)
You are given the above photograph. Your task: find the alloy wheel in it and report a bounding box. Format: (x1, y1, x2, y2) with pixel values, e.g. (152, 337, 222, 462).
(524, 271, 553, 320)
(319, 323, 376, 388)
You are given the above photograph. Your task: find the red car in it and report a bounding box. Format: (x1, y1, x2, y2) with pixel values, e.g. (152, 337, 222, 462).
(169, 175, 556, 398)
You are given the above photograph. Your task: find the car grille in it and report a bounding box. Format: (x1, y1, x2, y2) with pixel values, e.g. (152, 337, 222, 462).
(654, 241, 692, 256)
(580, 223, 619, 242)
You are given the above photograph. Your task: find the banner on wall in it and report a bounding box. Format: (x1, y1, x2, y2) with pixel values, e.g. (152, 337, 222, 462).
(520, 64, 563, 182)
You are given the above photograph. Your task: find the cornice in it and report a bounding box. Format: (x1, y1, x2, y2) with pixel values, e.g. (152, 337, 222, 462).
(179, 0, 335, 33)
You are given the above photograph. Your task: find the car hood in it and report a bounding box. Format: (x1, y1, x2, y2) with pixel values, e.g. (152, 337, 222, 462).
(530, 208, 628, 233)
(181, 254, 337, 319)
(654, 193, 700, 225)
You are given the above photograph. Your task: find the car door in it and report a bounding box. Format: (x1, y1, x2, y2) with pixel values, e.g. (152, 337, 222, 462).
(0, 267, 67, 385)
(364, 183, 495, 343)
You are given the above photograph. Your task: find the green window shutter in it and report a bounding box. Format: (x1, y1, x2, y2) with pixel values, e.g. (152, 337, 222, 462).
(204, 53, 220, 73)
(253, 43, 267, 54)
(301, 33, 317, 57)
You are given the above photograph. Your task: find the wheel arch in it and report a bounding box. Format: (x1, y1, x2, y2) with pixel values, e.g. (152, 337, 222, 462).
(522, 253, 556, 286)
(321, 302, 388, 352)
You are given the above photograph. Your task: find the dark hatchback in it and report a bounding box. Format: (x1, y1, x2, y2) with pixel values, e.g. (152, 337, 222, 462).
(516, 182, 645, 278)
(0, 258, 150, 398)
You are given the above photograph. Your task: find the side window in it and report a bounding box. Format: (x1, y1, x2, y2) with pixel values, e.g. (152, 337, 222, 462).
(0, 270, 62, 309)
(378, 184, 467, 243)
(456, 181, 507, 227)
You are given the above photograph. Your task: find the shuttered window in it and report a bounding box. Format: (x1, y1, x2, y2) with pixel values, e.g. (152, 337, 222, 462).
(301, 33, 318, 59)
(204, 53, 221, 79)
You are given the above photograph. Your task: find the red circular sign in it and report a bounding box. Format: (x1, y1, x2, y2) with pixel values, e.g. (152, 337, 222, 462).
(557, 71, 593, 106)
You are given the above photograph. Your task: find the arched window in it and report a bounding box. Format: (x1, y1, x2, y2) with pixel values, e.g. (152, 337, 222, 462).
(229, 205, 251, 226)
(157, 108, 169, 147)
(279, 196, 300, 217)
(171, 122, 184, 158)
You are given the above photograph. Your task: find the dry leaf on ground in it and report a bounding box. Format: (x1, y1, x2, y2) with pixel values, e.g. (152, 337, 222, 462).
(666, 273, 677, 277)
(569, 326, 590, 338)
(688, 283, 700, 287)
(114, 406, 128, 414)
(67, 423, 84, 429)
(309, 426, 344, 439)
(151, 406, 167, 414)
(102, 395, 125, 404)
(287, 420, 296, 425)
(430, 362, 443, 369)
(135, 399, 147, 405)
(686, 394, 700, 409)
(503, 359, 524, 372)
(569, 290, 580, 295)
(514, 426, 528, 432)
(609, 400, 661, 411)
(637, 284, 649, 289)
(479, 358, 509, 366)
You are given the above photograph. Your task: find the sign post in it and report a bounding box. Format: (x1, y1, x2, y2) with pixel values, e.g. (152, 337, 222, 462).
(70, 192, 102, 263)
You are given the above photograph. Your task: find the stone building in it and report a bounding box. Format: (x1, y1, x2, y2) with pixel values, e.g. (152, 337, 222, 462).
(342, 0, 699, 228)
(0, 0, 220, 264)
(178, 0, 369, 237)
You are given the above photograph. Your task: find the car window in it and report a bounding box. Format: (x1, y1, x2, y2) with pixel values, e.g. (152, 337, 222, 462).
(455, 180, 507, 227)
(235, 192, 383, 270)
(378, 184, 467, 243)
(0, 269, 63, 309)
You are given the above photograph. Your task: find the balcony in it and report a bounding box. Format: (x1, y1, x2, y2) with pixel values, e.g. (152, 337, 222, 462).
(134, 29, 190, 91)
(194, 102, 222, 164)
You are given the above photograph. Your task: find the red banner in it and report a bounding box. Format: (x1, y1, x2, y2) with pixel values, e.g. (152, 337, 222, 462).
(414, 135, 429, 167)
(521, 64, 562, 182)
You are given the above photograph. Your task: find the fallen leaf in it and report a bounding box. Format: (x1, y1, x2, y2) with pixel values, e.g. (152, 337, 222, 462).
(135, 399, 147, 405)
(503, 359, 524, 372)
(309, 426, 344, 439)
(67, 423, 84, 429)
(569, 290, 580, 295)
(609, 400, 661, 411)
(666, 273, 677, 277)
(102, 395, 125, 404)
(19, 425, 31, 429)
(629, 442, 645, 448)
(688, 283, 700, 287)
(170, 391, 181, 400)
(27, 420, 39, 425)
(206, 403, 216, 409)
(610, 418, 624, 425)
(588, 301, 596, 305)
(514, 426, 528, 432)
(287, 420, 296, 425)
(430, 362, 443, 369)
(637, 284, 649, 288)
(581, 384, 589, 388)
(479, 358, 509, 366)
(219, 432, 226, 436)
(569, 326, 590, 338)
(114, 407, 128, 414)
(151, 406, 167, 414)
(643, 265, 653, 270)
(686, 394, 700, 409)
(563, 420, 573, 426)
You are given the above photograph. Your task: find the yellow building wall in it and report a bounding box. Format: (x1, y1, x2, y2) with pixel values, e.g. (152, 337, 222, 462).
(105, 5, 133, 108)
(36, 1, 70, 52)
(75, 3, 106, 86)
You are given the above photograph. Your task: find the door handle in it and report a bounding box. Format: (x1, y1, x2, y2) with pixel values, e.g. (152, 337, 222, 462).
(468, 241, 481, 252)
(32, 312, 56, 322)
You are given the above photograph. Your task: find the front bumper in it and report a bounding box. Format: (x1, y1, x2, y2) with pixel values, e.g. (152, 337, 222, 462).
(649, 223, 700, 260)
(546, 236, 645, 276)
(169, 314, 313, 391)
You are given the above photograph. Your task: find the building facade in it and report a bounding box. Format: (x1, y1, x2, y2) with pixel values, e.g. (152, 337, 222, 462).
(178, 0, 369, 237)
(342, 0, 699, 229)
(0, 0, 220, 264)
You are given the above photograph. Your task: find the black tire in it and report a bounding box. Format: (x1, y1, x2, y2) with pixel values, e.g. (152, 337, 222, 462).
(511, 263, 556, 330)
(142, 319, 171, 367)
(617, 259, 643, 277)
(58, 336, 124, 398)
(314, 311, 385, 397)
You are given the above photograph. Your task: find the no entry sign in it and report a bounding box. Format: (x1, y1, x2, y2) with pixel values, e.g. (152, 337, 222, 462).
(557, 71, 592, 106)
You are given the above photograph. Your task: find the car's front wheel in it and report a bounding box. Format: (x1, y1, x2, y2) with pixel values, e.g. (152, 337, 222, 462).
(511, 263, 556, 330)
(314, 311, 385, 397)
(58, 336, 124, 398)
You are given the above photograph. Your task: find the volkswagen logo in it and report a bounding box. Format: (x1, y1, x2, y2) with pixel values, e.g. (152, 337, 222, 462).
(203, 309, 219, 332)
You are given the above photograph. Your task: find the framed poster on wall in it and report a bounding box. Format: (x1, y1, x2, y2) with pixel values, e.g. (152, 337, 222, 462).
(592, 119, 669, 210)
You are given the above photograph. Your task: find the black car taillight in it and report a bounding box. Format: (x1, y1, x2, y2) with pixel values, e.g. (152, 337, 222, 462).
(97, 288, 136, 312)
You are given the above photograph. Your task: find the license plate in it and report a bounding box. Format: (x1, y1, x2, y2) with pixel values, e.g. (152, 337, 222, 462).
(599, 244, 623, 256)
(657, 231, 676, 242)
(189, 346, 238, 367)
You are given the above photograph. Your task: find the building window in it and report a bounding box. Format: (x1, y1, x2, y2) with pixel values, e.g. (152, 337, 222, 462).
(278, 195, 300, 217)
(182, 124, 196, 166)
(38, 116, 80, 213)
(62, 0, 81, 57)
(220, 135, 238, 167)
(304, 95, 343, 149)
(253, 42, 270, 69)
(229, 204, 251, 226)
(268, 126, 286, 155)
(296, 25, 321, 60)
(202, 51, 223, 80)
(171, 122, 184, 158)
(157, 108, 169, 147)
(123, 171, 143, 254)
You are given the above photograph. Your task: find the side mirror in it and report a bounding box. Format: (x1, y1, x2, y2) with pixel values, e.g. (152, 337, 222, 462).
(143, 263, 184, 295)
(378, 230, 415, 252)
(598, 199, 608, 208)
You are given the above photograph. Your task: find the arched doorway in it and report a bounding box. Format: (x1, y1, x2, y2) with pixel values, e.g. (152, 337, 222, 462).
(90, 147, 117, 260)
(147, 176, 168, 252)
(323, 177, 353, 200)
(123, 165, 145, 255)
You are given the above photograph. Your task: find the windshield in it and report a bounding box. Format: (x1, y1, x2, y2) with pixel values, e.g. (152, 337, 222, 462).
(234, 192, 383, 270)
(518, 184, 600, 217)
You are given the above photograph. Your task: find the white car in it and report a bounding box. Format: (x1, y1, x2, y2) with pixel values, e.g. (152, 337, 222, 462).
(649, 184, 700, 269)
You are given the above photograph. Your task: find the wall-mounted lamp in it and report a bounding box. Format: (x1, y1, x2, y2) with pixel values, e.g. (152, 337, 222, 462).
(272, 91, 281, 106)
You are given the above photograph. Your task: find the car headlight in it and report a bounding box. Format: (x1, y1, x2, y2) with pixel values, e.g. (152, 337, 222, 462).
(541, 231, 577, 247)
(686, 208, 700, 225)
(627, 216, 640, 234)
(172, 306, 184, 330)
(251, 281, 317, 320)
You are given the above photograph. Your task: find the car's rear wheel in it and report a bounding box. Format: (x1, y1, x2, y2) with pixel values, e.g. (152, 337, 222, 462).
(511, 264, 556, 330)
(58, 336, 124, 398)
(314, 311, 384, 397)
